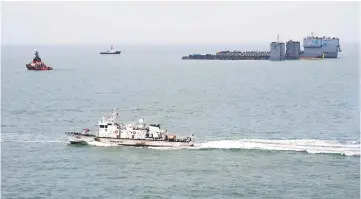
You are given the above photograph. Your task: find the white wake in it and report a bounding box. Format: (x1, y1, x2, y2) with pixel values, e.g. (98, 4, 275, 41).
(78, 138, 361, 156)
(192, 139, 360, 156)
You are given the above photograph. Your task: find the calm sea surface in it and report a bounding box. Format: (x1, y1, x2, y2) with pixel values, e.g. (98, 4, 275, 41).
(1, 44, 360, 198)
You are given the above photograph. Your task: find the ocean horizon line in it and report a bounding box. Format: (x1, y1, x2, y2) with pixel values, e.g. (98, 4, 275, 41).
(2, 41, 360, 47)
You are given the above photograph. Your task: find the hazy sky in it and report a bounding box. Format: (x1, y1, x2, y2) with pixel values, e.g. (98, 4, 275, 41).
(2, 1, 360, 45)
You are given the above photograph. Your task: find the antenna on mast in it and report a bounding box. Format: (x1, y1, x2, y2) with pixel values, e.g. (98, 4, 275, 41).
(277, 34, 280, 43)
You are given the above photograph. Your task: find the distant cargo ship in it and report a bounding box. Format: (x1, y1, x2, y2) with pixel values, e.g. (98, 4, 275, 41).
(100, 45, 121, 54)
(301, 32, 341, 58)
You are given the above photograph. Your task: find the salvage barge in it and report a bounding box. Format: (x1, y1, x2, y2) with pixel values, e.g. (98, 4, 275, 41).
(182, 33, 340, 61)
(182, 51, 270, 60)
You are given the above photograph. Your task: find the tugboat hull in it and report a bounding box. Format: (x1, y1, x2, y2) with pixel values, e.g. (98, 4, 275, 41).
(26, 64, 53, 70)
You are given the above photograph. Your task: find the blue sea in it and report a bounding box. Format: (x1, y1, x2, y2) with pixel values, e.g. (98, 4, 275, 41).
(1, 44, 360, 198)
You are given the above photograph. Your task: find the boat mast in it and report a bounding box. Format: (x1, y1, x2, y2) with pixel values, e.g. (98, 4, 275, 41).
(111, 107, 118, 121)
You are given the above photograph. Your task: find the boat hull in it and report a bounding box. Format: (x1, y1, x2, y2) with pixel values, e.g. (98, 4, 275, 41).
(300, 57, 323, 60)
(100, 51, 121, 54)
(67, 134, 96, 144)
(96, 137, 194, 147)
(300, 53, 324, 60)
(26, 64, 53, 70)
(67, 134, 194, 148)
(70, 140, 88, 145)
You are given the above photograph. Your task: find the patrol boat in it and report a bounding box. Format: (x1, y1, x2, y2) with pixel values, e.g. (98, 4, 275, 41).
(65, 108, 195, 147)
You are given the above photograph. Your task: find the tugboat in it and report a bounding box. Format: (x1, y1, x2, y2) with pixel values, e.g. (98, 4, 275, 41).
(65, 108, 195, 148)
(26, 51, 53, 70)
(100, 45, 121, 54)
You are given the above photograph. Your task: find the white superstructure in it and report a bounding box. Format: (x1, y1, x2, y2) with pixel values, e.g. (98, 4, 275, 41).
(107, 45, 115, 53)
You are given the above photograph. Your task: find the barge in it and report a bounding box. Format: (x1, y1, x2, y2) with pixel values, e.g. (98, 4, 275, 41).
(182, 33, 341, 61)
(182, 51, 270, 60)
